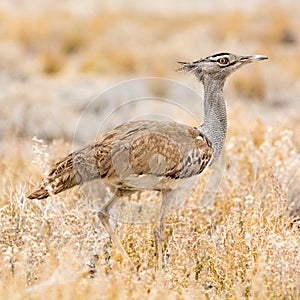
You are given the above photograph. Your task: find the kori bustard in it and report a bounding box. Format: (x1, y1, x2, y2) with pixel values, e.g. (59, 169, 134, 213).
(28, 52, 267, 269)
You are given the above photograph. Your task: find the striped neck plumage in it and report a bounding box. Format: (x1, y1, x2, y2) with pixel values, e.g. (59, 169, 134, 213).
(198, 76, 227, 164)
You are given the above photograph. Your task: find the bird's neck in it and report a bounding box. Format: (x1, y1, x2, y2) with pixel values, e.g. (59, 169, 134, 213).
(198, 77, 227, 163)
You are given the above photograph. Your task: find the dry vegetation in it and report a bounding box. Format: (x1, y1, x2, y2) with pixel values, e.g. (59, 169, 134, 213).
(1, 115, 300, 299)
(1, 1, 300, 299)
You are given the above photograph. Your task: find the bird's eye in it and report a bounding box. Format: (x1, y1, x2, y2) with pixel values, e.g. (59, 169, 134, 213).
(218, 57, 229, 65)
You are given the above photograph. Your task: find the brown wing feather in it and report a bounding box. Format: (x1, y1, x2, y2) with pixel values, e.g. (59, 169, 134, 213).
(28, 120, 213, 199)
(98, 120, 213, 187)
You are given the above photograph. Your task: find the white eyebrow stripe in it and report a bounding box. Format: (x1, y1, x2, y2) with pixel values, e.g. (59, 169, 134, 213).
(210, 54, 230, 61)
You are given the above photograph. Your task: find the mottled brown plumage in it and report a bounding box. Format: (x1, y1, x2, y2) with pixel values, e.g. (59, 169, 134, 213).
(28, 120, 213, 199)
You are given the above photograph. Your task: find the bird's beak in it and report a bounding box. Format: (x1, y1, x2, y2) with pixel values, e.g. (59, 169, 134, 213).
(240, 55, 268, 63)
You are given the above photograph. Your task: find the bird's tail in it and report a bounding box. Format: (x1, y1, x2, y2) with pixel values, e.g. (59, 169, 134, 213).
(28, 145, 102, 200)
(28, 154, 78, 199)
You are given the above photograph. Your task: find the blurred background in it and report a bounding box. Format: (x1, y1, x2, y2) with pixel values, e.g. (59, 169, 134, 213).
(0, 0, 299, 143)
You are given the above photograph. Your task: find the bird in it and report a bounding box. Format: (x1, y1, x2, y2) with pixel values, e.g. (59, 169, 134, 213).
(28, 52, 268, 270)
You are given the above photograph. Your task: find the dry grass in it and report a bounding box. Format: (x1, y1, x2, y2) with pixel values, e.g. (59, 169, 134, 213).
(1, 115, 300, 299)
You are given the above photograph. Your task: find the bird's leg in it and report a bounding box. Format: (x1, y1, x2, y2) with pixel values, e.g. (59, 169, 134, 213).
(153, 190, 171, 272)
(153, 216, 164, 272)
(98, 192, 134, 269)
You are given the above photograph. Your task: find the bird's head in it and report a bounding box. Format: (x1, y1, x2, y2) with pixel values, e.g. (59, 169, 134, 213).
(178, 52, 268, 83)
